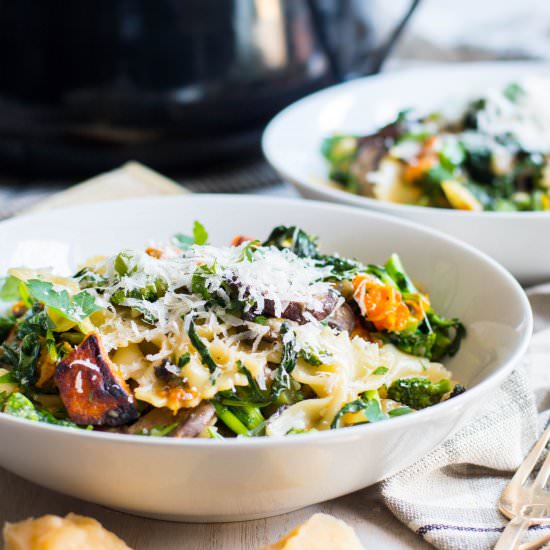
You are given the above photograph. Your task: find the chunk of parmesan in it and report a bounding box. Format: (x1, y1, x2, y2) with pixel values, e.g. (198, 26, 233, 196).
(3, 513, 131, 550)
(261, 513, 364, 550)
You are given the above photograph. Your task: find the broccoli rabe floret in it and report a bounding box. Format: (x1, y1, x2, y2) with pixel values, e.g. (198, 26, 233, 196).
(366, 255, 465, 360)
(387, 377, 451, 410)
(3, 392, 80, 429)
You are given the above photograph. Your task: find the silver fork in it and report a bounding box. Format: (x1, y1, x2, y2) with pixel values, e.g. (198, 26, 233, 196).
(495, 423, 550, 549)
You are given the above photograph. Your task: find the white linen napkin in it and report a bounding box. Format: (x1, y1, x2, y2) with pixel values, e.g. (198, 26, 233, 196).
(381, 286, 550, 549)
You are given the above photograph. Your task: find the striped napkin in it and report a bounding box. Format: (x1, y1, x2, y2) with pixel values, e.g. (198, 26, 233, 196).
(381, 286, 550, 549)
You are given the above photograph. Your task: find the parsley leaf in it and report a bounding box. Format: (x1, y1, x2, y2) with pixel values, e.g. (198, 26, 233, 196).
(240, 240, 260, 262)
(172, 233, 194, 250)
(173, 220, 209, 250)
(72, 291, 102, 319)
(25, 280, 101, 323)
(331, 392, 386, 428)
(0, 276, 20, 302)
(193, 221, 209, 246)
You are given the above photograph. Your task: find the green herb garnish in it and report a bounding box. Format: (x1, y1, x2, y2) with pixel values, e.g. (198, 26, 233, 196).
(331, 391, 386, 429)
(3, 393, 81, 429)
(372, 366, 389, 375)
(187, 319, 219, 380)
(173, 220, 209, 250)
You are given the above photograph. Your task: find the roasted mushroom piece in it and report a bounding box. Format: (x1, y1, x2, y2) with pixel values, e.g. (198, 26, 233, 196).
(171, 402, 216, 438)
(55, 333, 138, 426)
(124, 402, 216, 438)
(261, 289, 340, 325)
(352, 119, 410, 195)
(327, 303, 356, 333)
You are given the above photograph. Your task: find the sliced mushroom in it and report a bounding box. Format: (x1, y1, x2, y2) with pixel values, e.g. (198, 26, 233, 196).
(125, 402, 215, 438)
(352, 119, 410, 195)
(327, 303, 356, 333)
(352, 137, 388, 185)
(262, 289, 340, 325)
(236, 276, 340, 325)
(55, 333, 138, 426)
(171, 402, 216, 438)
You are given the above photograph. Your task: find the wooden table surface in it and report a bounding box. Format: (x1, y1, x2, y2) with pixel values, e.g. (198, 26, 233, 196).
(0, 465, 430, 549)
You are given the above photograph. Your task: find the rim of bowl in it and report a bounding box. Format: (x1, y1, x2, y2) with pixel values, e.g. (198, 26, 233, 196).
(262, 60, 550, 220)
(0, 194, 534, 448)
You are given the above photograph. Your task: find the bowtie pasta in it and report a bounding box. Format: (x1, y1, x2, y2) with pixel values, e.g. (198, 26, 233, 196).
(0, 224, 465, 438)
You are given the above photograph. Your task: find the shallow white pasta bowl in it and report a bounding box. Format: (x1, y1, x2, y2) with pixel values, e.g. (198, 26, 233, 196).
(0, 195, 531, 522)
(263, 61, 550, 285)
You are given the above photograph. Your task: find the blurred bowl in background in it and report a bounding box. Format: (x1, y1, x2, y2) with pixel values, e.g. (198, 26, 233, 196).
(263, 61, 550, 284)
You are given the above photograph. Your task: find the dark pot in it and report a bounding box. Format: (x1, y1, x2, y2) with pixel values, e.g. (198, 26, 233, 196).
(0, 0, 420, 177)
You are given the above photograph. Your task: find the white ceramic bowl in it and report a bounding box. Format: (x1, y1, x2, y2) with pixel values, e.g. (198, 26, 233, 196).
(0, 195, 531, 522)
(263, 61, 550, 285)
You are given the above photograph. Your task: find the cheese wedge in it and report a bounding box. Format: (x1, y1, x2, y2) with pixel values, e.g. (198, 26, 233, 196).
(3, 513, 131, 550)
(262, 513, 364, 550)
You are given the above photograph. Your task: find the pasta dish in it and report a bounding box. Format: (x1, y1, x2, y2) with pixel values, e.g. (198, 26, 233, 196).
(322, 79, 550, 211)
(0, 224, 465, 438)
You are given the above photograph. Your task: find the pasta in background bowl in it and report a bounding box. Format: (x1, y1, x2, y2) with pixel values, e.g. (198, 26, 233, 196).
(0, 195, 531, 521)
(263, 61, 550, 284)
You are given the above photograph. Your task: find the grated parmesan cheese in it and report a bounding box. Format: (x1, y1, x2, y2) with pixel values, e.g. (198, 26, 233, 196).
(90, 242, 338, 352)
(476, 78, 550, 152)
(75, 371, 83, 394)
(69, 358, 101, 373)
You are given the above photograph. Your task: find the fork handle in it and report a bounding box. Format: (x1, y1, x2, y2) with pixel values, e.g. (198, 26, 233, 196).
(494, 517, 530, 550)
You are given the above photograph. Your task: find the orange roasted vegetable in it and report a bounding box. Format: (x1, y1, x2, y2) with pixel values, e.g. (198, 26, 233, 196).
(403, 135, 439, 183)
(230, 235, 254, 247)
(145, 247, 163, 259)
(55, 333, 138, 426)
(352, 274, 427, 333)
(35, 347, 57, 389)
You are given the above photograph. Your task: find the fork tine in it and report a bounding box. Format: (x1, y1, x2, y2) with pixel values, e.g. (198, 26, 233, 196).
(519, 532, 550, 550)
(532, 439, 550, 494)
(509, 424, 550, 488)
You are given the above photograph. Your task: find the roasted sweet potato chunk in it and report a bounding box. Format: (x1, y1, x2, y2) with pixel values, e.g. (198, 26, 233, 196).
(55, 334, 138, 426)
